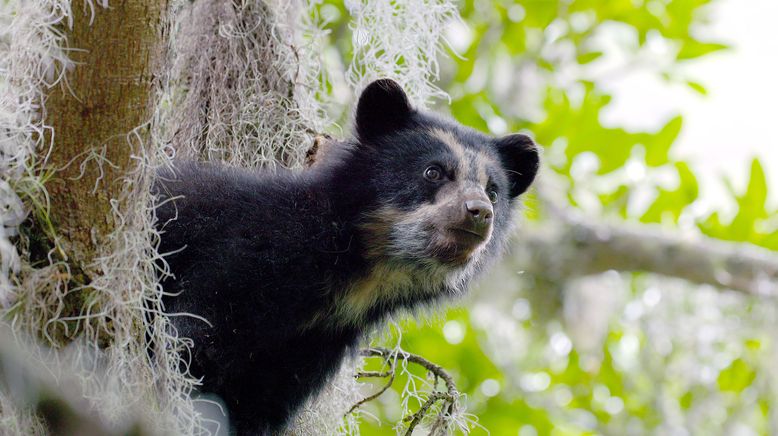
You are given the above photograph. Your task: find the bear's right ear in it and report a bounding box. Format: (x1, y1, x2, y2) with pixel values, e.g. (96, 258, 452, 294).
(355, 79, 413, 142)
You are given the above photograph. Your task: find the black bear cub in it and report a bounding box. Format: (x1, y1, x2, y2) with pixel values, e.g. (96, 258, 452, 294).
(155, 79, 539, 434)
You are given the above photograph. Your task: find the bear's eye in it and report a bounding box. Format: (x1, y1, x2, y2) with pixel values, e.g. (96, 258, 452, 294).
(424, 165, 443, 182)
(487, 188, 499, 204)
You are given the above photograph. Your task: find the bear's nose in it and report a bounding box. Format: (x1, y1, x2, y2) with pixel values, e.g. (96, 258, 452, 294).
(465, 200, 493, 224)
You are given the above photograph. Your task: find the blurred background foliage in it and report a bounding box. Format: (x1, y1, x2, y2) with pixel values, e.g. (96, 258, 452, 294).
(314, 0, 777, 434)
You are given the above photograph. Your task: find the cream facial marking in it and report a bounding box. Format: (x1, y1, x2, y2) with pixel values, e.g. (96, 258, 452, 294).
(431, 128, 469, 177)
(476, 151, 500, 186)
(431, 128, 499, 188)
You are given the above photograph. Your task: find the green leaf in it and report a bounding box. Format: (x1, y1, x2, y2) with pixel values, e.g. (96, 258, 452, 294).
(577, 51, 604, 64)
(677, 41, 728, 60)
(699, 159, 771, 244)
(717, 358, 756, 393)
(676, 161, 699, 200)
(686, 80, 708, 95)
(640, 162, 697, 223)
(679, 391, 693, 410)
(537, 57, 555, 71)
(645, 116, 683, 166)
(741, 158, 768, 219)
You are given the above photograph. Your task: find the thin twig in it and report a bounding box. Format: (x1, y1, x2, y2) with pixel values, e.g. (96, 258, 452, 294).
(349, 347, 461, 435)
(356, 370, 394, 378)
(402, 392, 456, 436)
(347, 354, 396, 415)
(360, 347, 459, 395)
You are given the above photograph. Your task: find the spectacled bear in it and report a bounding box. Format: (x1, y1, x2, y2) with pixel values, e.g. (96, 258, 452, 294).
(155, 79, 539, 435)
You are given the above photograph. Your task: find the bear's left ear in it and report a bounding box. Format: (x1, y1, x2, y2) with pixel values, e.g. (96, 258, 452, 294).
(494, 133, 540, 198)
(355, 79, 413, 142)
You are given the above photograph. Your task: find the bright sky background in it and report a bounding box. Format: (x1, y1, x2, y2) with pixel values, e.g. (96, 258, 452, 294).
(602, 0, 778, 209)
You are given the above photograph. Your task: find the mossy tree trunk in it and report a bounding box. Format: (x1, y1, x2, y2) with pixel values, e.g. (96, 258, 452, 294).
(44, 0, 167, 273)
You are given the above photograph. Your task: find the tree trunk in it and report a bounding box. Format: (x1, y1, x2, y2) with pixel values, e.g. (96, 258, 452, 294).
(44, 0, 167, 271)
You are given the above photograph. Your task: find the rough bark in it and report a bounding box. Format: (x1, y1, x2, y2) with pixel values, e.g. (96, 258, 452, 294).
(44, 0, 167, 271)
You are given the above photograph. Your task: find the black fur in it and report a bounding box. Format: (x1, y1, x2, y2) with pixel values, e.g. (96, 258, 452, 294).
(355, 78, 412, 141)
(155, 79, 539, 434)
(495, 133, 540, 198)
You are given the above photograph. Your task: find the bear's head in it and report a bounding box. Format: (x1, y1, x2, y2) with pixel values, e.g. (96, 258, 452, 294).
(352, 79, 539, 283)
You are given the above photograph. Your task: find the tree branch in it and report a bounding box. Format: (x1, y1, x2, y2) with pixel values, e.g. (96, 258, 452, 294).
(349, 347, 461, 435)
(515, 211, 778, 297)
